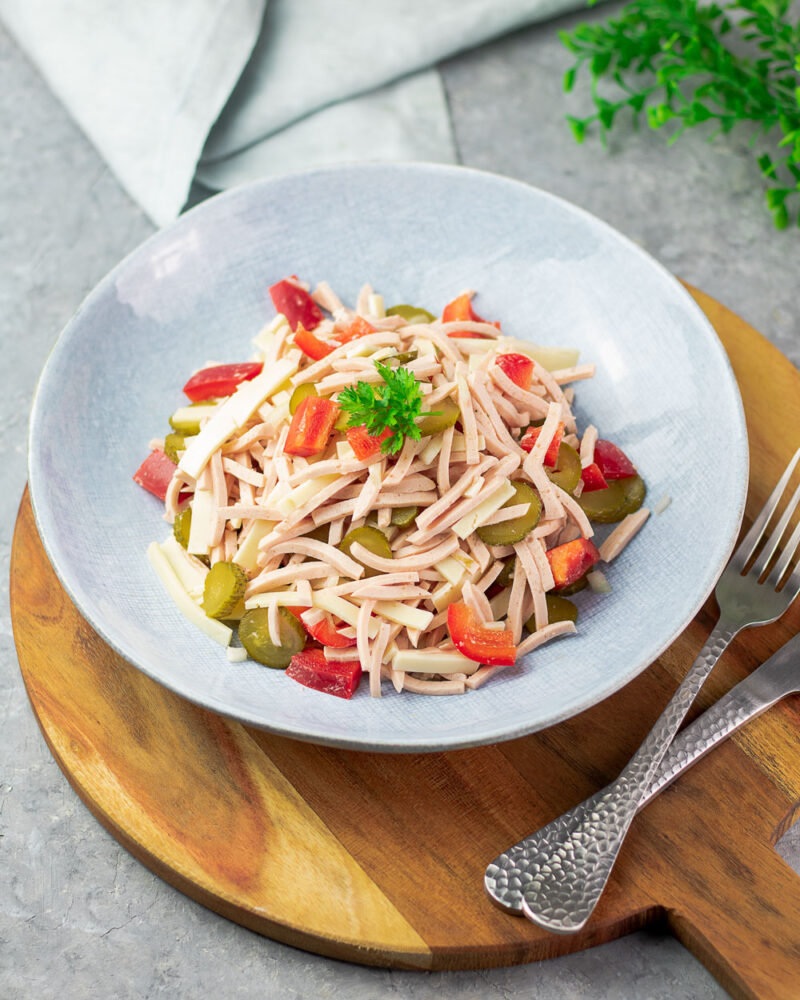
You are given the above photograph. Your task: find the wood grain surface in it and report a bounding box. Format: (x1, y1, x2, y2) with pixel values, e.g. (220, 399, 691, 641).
(10, 286, 800, 998)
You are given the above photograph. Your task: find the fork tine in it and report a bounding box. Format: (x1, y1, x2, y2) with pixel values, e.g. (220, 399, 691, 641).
(732, 445, 800, 570)
(752, 480, 800, 579)
(767, 517, 800, 589)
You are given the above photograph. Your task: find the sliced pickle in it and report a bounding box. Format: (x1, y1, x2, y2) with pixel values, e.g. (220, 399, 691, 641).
(525, 595, 579, 632)
(546, 442, 581, 494)
(202, 561, 248, 619)
(392, 350, 418, 364)
(334, 409, 350, 432)
(578, 474, 645, 524)
(164, 432, 186, 463)
(496, 557, 516, 587)
(555, 574, 588, 596)
(339, 525, 392, 577)
(238, 606, 305, 669)
(289, 382, 318, 415)
(476, 482, 542, 545)
(619, 474, 646, 517)
(306, 523, 330, 543)
(169, 401, 215, 434)
(417, 397, 460, 437)
(386, 304, 436, 324)
(391, 505, 418, 527)
(173, 508, 192, 549)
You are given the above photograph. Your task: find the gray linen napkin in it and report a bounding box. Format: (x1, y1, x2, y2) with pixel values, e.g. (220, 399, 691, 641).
(1, 0, 583, 225)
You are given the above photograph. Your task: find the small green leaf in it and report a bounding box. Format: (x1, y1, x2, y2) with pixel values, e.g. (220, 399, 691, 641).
(563, 66, 577, 92)
(772, 202, 790, 229)
(567, 115, 588, 143)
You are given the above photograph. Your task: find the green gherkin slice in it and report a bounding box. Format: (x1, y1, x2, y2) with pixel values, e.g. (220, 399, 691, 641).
(339, 525, 392, 577)
(391, 505, 418, 527)
(555, 574, 588, 596)
(289, 382, 318, 415)
(202, 561, 248, 620)
(386, 304, 436, 324)
(306, 523, 330, 543)
(546, 442, 581, 494)
(477, 481, 542, 546)
(577, 474, 646, 524)
(391, 350, 418, 364)
(238, 607, 306, 669)
(496, 557, 516, 587)
(173, 509, 192, 550)
(164, 432, 186, 463)
(169, 401, 214, 434)
(525, 595, 579, 632)
(417, 398, 460, 437)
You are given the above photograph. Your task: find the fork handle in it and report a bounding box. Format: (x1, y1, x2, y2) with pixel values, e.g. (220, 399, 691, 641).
(485, 620, 740, 931)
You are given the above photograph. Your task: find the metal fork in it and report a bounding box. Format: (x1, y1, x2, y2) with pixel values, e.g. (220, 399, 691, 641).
(485, 446, 800, 933)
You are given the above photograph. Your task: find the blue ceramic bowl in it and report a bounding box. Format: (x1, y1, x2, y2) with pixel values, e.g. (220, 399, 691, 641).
(28, 164, 748, 751)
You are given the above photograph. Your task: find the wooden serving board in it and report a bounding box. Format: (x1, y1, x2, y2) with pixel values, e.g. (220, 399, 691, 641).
(10, 287, 800, 999)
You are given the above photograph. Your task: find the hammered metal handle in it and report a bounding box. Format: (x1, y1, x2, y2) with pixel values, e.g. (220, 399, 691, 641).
(486, 620, 739, 930)
(643, 682, 770, 802)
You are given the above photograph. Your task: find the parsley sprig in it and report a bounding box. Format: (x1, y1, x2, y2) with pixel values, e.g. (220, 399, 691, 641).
(561, 0, 800, 228)
(338, 362, 435, 455)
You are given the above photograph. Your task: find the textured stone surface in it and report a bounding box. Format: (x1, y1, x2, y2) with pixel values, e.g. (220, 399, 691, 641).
(2, 9, 799, 999)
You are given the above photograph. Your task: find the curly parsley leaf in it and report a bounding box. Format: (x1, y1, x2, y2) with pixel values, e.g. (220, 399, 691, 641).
(338, 361, 434, 455)
(561, 0, 800, 228)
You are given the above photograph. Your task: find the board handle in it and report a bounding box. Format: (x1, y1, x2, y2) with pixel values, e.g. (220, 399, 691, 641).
(669, 840, 800, 1000)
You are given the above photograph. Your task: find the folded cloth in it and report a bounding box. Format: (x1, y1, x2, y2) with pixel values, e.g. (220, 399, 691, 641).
(1, 0, 584, 225)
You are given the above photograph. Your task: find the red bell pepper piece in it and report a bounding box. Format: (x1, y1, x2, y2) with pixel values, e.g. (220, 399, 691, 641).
(182, 362, 263, 402)
(547, 538, 600, 590)
(269, 278, 324, 331)
(441, 292, 500, 338)
(293, 323, 337, 361)
(345, 424, 393, 460)
(133, 450, 190, 503)
(332, 316, 376, 344)
(580, 462, 609, 492)
(520, 421, 565, 467)
(284, 396, 340, 457)
(300, 611, 356, 648)
(286, 648, 362, 699)
(593, 440, 637, 480)
(447, 602, 517, 666)
(495, 353, 533, 390)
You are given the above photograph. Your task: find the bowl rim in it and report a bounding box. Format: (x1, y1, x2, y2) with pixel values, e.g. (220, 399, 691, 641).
(27, 161, 749, 752)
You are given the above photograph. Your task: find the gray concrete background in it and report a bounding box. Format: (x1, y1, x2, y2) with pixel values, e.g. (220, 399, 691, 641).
(2, 7, 799, 998)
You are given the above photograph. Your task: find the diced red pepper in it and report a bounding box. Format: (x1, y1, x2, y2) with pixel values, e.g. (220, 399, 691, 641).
(447, 602, 517, 666)
(441, 292, 500, 338)
(332, 316, 376, 344)
(495, 353, 533, 390)
(345, 424, 393, 460)
(182, 362, 263, 402)
(547, 538, 600, 590)
(300, 611, 356, 648)
(286, 648, 362, 699)
(520, 421, 565, 467)
(133, 450, 190, 503)
(294, 322, 337, 360)
(580, 462, 609, 492)
(284, 396, 340, 457)
(593, 440, 637, 480)
(269, 278, 324, 331)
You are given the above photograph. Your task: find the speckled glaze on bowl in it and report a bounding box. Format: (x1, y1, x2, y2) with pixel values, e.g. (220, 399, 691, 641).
(28, 163, 748, 752)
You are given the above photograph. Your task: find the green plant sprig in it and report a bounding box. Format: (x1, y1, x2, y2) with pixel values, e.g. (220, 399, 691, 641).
(561, 0, 800, 228)
(338, 361, 435, 455)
